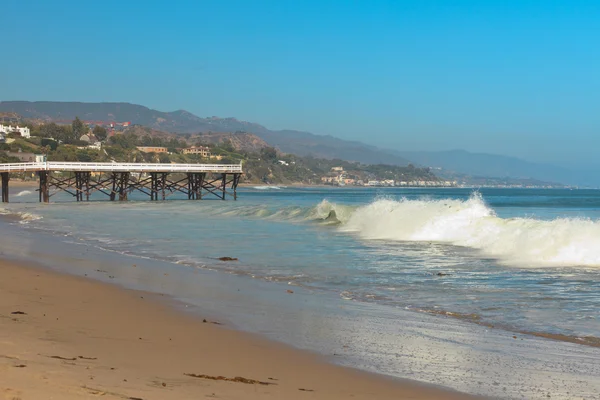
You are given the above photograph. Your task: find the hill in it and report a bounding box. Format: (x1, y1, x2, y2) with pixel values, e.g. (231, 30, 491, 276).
(0, 101, 411, 166)
(395, 150, 594, 187)
(122, 126, 270, 153)
(190, 131, 270, 153)
(1, 101, 594, 186)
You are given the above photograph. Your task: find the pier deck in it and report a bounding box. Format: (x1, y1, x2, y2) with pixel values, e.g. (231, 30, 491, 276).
(0, 162, 243, 203)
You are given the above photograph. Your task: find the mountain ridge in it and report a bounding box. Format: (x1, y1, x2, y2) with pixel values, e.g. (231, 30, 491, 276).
(395, 149, 598, 187)
(0, 101, 594, 186)
(0, 101, 411, 166)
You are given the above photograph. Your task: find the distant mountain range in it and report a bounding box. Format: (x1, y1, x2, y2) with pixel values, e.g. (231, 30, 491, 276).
(0, 101, 595, 186)
(394, 150, 596, 187)
(0, 101, 411, 166)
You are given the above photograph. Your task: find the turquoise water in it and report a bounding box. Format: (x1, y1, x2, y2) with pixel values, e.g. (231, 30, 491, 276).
(5, 187, 600, 341)
(3, 186, 600, 399)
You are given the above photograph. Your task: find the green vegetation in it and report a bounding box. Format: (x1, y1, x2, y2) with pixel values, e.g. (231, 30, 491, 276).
(2, 118, 438, 185)
(242, 153, 437, 184)
(92, 126, 108, 141)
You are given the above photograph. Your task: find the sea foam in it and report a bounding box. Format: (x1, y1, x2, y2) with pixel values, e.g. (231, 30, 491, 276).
(335, 193, 600, 267)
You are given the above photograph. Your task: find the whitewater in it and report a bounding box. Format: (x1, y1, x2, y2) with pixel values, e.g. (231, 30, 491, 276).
(192, 192, 600, 268)
(329, 193, 600, 267)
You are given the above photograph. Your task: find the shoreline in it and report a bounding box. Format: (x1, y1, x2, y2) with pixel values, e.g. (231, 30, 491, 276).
(0, 257, 481, 400)
(2, 193, 600, 399)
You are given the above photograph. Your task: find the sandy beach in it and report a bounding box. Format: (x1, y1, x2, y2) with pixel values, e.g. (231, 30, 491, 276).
(2, 179, 38, 188)
(0, 258, 481, 400)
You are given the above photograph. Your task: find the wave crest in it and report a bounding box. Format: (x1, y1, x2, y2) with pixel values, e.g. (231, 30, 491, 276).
(339, 194, 600, 267)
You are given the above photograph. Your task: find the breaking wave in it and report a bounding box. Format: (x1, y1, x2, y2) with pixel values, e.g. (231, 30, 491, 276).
(15, 190, 33, 197)
(0, 206, 42, 223)
(4, 192, 600, 267)
(187, 196, 600, 267)
(337, 193, 600, 267)
(252, 185, 284, 190)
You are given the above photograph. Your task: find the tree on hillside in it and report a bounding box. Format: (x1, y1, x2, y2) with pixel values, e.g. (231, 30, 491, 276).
(109, 133, 138, 149)
(72, 117, 87, 141)
(39, 123, 61, 140)
(221, 139, 235, 153)
(93, 126, 108, 142)
(260, 147, 278, 162)
(41, 138, 58, 151)
(159, 153, 171, 163)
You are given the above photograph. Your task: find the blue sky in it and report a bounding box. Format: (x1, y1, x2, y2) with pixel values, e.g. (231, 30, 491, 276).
(2, 0, 599, 167)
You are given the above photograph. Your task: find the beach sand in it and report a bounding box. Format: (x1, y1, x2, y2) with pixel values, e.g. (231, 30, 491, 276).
(0, 259, 481, 400)
(2, 179, 38, 188)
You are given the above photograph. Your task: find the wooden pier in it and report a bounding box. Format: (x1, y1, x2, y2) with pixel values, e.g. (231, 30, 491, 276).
(0, 162, 243, 203)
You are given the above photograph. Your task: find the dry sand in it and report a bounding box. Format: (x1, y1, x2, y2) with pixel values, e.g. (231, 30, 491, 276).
(0, 259, 481, 400)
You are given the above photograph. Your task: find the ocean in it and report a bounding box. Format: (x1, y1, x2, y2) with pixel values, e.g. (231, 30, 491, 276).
(2, 186, 600, 399)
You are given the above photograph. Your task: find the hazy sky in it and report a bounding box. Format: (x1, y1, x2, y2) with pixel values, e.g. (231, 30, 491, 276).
(2, 0, 599, 167)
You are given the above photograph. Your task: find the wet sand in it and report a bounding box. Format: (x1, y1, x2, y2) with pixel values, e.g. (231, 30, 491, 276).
(2, 179, 37, 188)
(0, 259, 481, 400)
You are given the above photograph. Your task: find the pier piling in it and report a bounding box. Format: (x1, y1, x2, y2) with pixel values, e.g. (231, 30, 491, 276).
(1, 172, 9, 203)
(38, 171, 50, 203)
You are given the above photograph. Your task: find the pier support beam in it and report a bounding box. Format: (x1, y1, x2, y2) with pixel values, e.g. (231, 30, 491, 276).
(74, 172, 91, 201)
(110, 173, 117, 201)
(221, 174, 227, 200)
(118, 172, 130, 201)
(1, 172, 9, 203)
(187, 173, 194, 200)
(109, 172, 130, 201)
(38, 171, 50, 203)
(149, 173, 168, 201)
(150, 173, 158, 201)
(232, 173, 241, 200)
(186, 173, 206, 200)
(161, 173, 167, 200)
(197, 173, 205, 200)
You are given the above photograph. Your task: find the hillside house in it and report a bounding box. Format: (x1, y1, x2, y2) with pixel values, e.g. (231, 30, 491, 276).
(136, 146, 168, 153)
(0, 124, 31, 138)
(182, 146, 211, 157)
(80, 134, 102, 149)
(80, 134, 99, 143)
(4, 151, 46, 162)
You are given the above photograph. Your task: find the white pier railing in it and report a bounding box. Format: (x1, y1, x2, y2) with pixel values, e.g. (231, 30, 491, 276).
(0, 161, 243, 173)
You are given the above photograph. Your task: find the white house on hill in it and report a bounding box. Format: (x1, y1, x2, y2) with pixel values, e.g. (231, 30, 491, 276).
(0, 124, 31, 138)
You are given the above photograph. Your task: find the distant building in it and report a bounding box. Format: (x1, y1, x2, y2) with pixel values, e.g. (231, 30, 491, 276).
(80, 134, 102, 149)
(0, 133, 5, 143)
(137, 146, 168, 153)
(182, 146, 211, 157)
(0, 124, 31, 138)
(331, 166, 344, 172)
(80, 134, 99, 143)
(5, 151, 45, 162)
(321, 176, 337, 184)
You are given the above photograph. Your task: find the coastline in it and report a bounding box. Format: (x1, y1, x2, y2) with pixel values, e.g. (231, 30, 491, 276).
(0, 257, 481, 400)
(3, 189, 600, 400)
